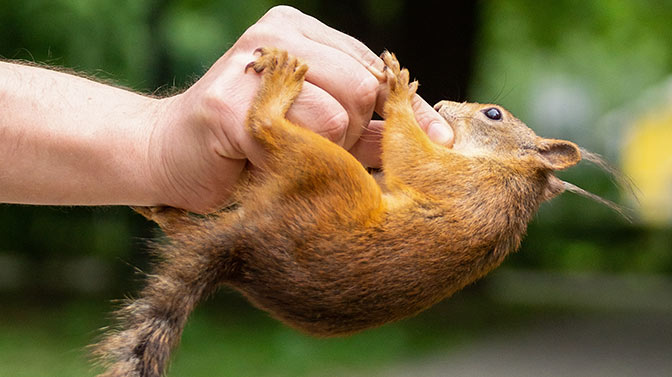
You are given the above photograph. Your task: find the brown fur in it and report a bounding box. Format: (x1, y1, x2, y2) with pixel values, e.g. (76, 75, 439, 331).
(93, 48, 585, 376)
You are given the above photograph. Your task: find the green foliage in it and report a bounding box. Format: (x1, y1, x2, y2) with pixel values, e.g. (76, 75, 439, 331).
(472, 0, 672, 121)
(0, 0, 275, 90)
(0, 0, 155, 88)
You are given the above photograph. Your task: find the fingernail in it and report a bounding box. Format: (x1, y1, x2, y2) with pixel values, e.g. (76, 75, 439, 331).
(427, 122, 453, 145)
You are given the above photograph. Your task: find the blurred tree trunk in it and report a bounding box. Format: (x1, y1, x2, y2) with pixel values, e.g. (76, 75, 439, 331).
(306, 0, 478, 105)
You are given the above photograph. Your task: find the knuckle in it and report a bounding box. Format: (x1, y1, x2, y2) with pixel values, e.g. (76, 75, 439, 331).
(239, 23, 277, 48)
(244, 6, 305, 49)
(358, 46, 386, 74)
(319, 111, 350, 144)
(352, 75, 379, 113)
(263, 5, 302, 21)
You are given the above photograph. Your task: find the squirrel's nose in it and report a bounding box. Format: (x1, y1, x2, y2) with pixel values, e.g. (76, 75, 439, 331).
(435, 100, 464, 112)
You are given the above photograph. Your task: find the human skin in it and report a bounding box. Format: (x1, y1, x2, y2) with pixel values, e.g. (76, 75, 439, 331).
(0, 6, 453, 213)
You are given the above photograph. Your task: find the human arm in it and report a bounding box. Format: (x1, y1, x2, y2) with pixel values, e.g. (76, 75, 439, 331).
(0, 61, 163, 206)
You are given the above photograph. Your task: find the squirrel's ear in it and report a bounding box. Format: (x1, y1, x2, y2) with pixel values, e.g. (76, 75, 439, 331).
(538, 139, 581, 170)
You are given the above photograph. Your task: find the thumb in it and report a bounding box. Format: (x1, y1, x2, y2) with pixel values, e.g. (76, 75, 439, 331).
(411, 94, 454, 147)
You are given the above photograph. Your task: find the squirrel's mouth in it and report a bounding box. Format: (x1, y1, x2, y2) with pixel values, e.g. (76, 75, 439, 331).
(433, 101, 458, 142)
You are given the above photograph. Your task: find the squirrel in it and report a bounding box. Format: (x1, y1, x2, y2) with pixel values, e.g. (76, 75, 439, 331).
(92, 48, 626, 377)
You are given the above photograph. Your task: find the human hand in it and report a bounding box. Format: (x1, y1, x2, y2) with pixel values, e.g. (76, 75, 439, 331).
(149, 6, 453, 213)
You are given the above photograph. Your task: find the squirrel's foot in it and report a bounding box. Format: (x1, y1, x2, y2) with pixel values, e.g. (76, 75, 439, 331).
(381, 51, 418, 105)
(245, 47, 308, 132)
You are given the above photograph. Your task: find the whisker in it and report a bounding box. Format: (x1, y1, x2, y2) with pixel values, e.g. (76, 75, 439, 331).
(580, 148, 640, 203)
(562, 180, 633, 222)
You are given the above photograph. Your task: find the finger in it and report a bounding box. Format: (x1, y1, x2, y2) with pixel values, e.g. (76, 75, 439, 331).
(411, 94, 454, 147)
(348, 120, 384, 168)
(246, 12, 380, 149)
(375, 84, 454, 147)
(216, 54, 352, 171)
(259, 6, 386, 80)
(286, 81, 349, 145)
(273, 40, 379, 150)
(265, 38, 378, 150)
(299, 18, 386, 81)
(234, 79, 351, 170)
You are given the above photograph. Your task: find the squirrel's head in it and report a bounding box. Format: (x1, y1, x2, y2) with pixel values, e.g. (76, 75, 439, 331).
(434, 100, 581, 171)
(434, 100, 631, 218)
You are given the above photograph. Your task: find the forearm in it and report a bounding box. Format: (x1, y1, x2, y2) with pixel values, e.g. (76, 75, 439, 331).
(0, 61, 165, 206)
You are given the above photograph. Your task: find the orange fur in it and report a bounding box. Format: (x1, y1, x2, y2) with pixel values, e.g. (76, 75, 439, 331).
(93, 48, 584, 377)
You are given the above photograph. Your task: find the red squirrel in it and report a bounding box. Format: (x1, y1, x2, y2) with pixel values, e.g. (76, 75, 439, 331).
(93, 48, 625, 377)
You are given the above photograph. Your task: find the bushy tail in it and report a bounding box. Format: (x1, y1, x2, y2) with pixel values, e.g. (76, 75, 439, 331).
(93, 233, 231, 377)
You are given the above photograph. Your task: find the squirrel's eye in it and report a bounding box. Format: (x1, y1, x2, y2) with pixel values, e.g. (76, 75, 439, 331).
(484, 107, 502, 121)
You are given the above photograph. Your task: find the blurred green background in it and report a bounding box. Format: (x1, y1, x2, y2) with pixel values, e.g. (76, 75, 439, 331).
(1, 1, 671, 376)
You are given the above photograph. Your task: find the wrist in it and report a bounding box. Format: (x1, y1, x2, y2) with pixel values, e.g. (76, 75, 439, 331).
(75, 89, 168, 207)
(142, 75, 252, 212)
(140, 94, 186, 207)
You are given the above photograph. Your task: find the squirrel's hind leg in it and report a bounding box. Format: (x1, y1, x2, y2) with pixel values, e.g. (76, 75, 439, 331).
(132, 206, 193, 236)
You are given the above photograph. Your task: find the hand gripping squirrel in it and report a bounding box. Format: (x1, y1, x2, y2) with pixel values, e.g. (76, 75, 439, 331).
(93, 48, 626, 377)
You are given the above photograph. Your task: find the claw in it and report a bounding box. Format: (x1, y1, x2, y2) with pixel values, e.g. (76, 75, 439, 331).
(245, 61, 259, 73)
(409, 80, 419, 95)
(246, 47, 274, 73)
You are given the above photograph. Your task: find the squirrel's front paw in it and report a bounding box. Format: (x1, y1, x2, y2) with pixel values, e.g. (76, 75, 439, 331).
(245, 47, 308, 123)
(381, 51, 418, 100)
(245, 47, 308, 87)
